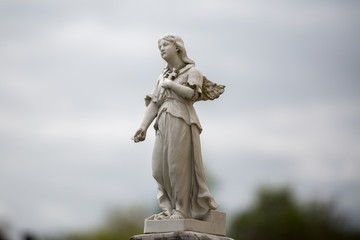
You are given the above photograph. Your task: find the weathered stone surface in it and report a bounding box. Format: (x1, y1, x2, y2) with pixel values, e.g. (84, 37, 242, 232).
(144, 210, 226, 236)
(133, 35, 225, 222)
(130, 231, 234, 240)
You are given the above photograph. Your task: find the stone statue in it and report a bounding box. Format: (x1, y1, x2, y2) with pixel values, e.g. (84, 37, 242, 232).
(133, 34, 225, 221)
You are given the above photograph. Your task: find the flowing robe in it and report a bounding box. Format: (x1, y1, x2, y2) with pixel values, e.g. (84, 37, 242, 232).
(145, 64, 219, 219)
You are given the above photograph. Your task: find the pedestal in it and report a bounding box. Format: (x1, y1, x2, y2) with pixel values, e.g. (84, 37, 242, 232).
(130, 231, 234, 240)
(144, 210, 226, 236)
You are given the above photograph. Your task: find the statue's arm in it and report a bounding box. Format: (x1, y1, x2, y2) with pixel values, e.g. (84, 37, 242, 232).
(133, 101, 159, 142)
(161, 79, 194, 100)
(141, 101, 159, 130)
(162, 67, 203, 101)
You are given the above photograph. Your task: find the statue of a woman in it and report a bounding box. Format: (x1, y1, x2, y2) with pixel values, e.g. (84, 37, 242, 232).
(133, 34, 224, 220)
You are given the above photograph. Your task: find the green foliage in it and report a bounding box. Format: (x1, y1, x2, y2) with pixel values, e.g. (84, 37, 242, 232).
(228, 186, 360, 240)
(65, 206, 148, 240)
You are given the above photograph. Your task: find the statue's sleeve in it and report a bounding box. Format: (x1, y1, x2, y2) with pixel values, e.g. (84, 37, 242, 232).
(145, 77, 161, 107)
(186, 67, 203, 101)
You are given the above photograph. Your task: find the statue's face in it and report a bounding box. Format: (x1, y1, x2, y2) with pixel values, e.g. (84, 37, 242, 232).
(158, 39, 178, 61)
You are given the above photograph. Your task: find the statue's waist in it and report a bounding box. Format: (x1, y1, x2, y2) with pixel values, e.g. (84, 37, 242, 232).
(154, 101, 201, 131)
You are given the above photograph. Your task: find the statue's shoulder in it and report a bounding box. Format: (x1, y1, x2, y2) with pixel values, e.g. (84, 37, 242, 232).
(187, 65, 202, 75)
(153, 73, 163, 86)
(185, 66, 203, 83)
(178, 64, 200, 77)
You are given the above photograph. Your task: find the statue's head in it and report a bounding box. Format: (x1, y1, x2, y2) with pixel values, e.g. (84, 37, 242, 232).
(158, 34, 195, 65)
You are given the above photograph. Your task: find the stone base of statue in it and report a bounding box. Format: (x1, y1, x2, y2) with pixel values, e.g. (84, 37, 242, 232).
(130, 231, 233, 240)
(143, 210, 226, 236)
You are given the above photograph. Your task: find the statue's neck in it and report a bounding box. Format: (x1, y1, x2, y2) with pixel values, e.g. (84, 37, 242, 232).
(167, 55, 184, 70)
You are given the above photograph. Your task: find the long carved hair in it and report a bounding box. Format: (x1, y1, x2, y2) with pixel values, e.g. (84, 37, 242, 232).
(158, 34, 195, 65)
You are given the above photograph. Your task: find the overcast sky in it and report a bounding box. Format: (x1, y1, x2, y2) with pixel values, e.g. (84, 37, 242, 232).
(1, 0, 360, 237)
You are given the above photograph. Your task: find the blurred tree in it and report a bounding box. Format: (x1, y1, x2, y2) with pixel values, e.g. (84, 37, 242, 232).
(0, 230, 6, 240)
(229, 186, 360, 240)
(65, 205, 149, 240)
(23, 232, 37, 240)
(0, 220, 10, 240)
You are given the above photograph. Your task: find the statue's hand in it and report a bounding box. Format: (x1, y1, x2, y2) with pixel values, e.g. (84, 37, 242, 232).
(132, 127, 146, 143)
(160, 79, 173, 89)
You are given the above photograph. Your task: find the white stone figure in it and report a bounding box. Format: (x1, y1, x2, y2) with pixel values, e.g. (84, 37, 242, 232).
(133, 34, 225, 221)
